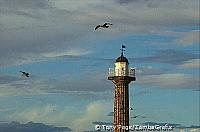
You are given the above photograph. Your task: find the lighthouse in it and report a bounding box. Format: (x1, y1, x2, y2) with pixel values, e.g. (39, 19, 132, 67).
(108, 45, 136, 132)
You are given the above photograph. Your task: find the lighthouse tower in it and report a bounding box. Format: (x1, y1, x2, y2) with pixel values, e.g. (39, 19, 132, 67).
(108, 45, 136, 132)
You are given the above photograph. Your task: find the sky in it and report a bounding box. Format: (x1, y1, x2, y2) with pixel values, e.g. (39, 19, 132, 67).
(0, 0, 199, 131)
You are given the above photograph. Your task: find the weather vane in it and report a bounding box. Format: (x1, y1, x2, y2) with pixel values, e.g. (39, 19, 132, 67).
(120, 45, 126, 55)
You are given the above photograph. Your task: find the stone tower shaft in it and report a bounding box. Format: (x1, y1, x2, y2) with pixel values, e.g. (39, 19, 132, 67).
(108, 46, 136, 132)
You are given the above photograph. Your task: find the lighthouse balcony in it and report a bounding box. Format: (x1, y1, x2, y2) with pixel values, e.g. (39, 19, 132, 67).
(108, 68, 136, 78)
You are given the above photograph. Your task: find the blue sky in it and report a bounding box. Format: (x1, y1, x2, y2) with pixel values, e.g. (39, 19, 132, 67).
(0, 0, 199, 131)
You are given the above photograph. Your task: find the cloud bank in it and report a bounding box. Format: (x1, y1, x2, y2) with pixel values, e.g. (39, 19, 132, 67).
(0, 0, 199, 66)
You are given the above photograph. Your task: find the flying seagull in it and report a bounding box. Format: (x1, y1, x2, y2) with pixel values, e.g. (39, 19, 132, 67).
(131, 115, 140, 118)
(95, 23, 113, 30)
(20, 71, 30, 77)
(131, 115, 148, 119)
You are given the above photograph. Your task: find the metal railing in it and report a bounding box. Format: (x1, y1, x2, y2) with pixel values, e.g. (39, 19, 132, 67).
(129, 68, 136, 77)
(108, 68, 136, 77)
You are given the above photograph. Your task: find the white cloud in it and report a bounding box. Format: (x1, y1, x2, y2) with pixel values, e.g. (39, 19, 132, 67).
(0, 0, 199, 67)
(137, 73, 199, 90)
(71, 101, 112, 131)
(0, 108, 13, 112)
(7, 100, 112, 131)
(0, 75, 53, 97)
(179, 59, 200, 69)
(137, 66, 163, 75)
(8, 104, 74, 126)
(0, 70, 113, 97)
(0, 83, 44, 97)
(177, 30, 199, 46)
(42, 49, 90, 58)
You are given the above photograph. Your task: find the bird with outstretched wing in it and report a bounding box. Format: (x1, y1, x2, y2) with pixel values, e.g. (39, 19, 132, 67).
(95, 23, 113, 30)
(20, 71, 30, 77)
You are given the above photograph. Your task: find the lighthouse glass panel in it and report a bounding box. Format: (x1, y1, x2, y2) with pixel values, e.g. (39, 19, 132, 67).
(114, 62, 128, 76)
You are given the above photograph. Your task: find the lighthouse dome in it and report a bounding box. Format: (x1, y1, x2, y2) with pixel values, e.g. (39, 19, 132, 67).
(115, 54, 129, 63)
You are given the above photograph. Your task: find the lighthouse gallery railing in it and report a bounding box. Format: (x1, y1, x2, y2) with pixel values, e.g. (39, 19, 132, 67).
(108, 68, 136, 77)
